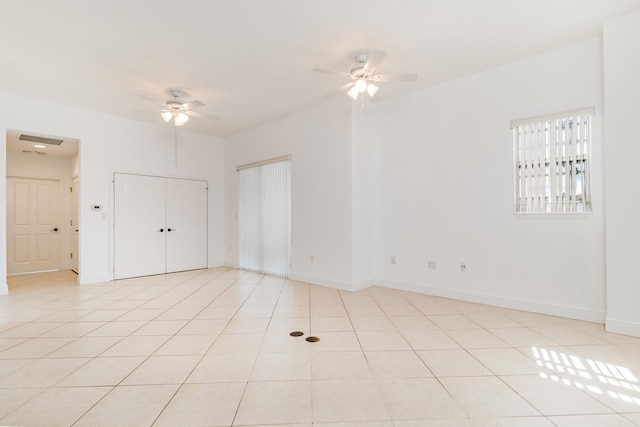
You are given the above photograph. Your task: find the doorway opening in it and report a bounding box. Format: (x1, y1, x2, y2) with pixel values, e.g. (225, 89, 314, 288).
(6, 129, 80, 286)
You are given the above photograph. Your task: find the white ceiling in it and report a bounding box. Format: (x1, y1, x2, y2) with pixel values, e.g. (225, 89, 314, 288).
(1, 0, 638, 140)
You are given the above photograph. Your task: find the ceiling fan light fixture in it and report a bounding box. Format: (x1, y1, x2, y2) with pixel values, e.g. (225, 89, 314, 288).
(347, 86, 359, 100)
(366, 83, 379, 98)
(174, 112, 189, 126)
(161, 111, 173, 122)
(355, 78, 368, 93)
(314, 49, 417, 105)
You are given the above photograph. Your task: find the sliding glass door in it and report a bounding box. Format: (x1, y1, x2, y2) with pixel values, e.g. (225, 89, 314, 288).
(238, 157, 291, 277)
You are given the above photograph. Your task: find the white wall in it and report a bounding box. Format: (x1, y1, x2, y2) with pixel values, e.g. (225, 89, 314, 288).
(364, 38, 605, 322)
(1, 30, 630, 333)
(223, 39, 608, 323)
(603, 11, 640, 336)
(6, 150, 75, 271)
(225, 98, 355, 288)
(0, 92, 225, 293)
(351, 104, 375, 288)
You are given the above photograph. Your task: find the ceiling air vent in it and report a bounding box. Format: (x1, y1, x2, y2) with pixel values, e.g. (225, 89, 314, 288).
(18, 134, 64, 145)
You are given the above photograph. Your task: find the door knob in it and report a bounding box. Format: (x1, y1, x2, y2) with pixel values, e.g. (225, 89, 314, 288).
(158, 228, 164, 232)
(167, 228, 174, 232)
(50, 227, 58, 232)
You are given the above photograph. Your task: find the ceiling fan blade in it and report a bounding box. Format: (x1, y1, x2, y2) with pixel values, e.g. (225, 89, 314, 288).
(132, 108, 166, 113)
(181, 100, 205, 109)
(364, 49, 387, 72)
(188, 110, 219, 122)
(138, 94, 166, 106)
(313, 67, 351, 78)
(322, 82, 355, 99)
(373, 73, 418, 82)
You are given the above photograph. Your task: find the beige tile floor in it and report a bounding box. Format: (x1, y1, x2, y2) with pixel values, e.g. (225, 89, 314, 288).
(1, 268, 640, 426)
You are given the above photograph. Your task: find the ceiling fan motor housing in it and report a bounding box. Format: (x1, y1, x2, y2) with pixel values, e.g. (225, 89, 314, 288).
(168, 88, 187, 99)
(166, 101, 184, 110)
(351, 53, 371, 79)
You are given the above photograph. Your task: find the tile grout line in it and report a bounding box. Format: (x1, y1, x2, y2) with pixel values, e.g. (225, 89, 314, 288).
(69, 267, 237, 426)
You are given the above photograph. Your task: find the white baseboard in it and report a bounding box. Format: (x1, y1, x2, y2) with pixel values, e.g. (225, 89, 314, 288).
(224, 262, 239, 269)
(284, 271, 605, 324)
(290, 273, 359, 292)
(605, 318, 640, 338)
(374, 278, 604, 324)
(0, 282, 7, 295)
(352, 279, 375, 292)
(79, 274, 111, 286)
(207, 260, 226, 268)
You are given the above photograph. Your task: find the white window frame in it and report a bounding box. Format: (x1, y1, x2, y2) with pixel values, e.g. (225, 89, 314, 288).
(511, 107, 594, 214)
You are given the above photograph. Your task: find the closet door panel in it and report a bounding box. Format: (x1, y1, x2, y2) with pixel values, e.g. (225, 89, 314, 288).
(166, 178, 208, 273)
(114, 174, 167, 279)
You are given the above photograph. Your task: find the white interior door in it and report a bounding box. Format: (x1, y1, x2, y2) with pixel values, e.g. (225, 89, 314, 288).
(7, 177, 61, 274)
(166, 178, 208, 273)
(71, 176, 79, 274)
(114, 173, 167, 279)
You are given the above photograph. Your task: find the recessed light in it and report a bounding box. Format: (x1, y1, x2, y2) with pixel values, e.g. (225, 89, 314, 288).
(34, 144, 46, 149)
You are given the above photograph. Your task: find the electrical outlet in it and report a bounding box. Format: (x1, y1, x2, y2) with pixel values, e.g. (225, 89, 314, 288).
(391, 256, 396, 264)
(460, 262, 467, 272)
(428, 260, 436, 269)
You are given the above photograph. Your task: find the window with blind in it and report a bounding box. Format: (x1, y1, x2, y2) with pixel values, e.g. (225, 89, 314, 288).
(511, 108, 593, 214)
(238, 156, 291, 277)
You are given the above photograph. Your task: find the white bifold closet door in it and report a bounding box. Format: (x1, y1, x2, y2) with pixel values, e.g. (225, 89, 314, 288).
(114, 173, 207, 280)
(165, 177, 208, 273)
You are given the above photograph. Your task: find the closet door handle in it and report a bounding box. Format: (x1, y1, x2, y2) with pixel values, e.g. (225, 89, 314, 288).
(167, 228, 174, 232)
(158, 228, 164, 232)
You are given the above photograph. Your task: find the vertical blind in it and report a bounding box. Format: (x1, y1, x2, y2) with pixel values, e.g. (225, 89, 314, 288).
(238, 156, 291, 277)
(511, 108, 593, 214)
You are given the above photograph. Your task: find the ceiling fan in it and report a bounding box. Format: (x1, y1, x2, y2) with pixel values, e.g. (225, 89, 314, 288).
(313, 50, 418, 101)
(138, 89, 219, 126)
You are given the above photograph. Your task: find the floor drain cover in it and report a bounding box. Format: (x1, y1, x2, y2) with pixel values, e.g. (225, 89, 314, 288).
(289, 331, 304, 337)
(305, 336, 320, 342)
